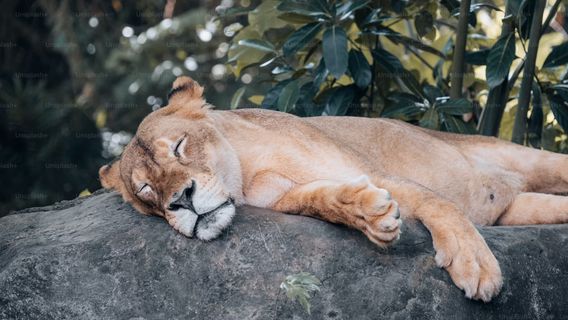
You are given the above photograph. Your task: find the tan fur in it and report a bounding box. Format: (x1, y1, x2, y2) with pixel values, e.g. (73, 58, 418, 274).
(100, 76, 568, 302)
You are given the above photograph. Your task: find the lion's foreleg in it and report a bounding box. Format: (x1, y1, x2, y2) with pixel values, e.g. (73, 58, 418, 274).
(374, 176, 503, 302)
(272, 176, 402, 247)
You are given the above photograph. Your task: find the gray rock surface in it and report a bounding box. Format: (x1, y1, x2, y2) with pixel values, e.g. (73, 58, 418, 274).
(1, 190, 567, 320)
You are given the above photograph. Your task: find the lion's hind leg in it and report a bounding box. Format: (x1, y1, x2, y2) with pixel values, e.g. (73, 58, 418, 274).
(496, 193, 568, 225)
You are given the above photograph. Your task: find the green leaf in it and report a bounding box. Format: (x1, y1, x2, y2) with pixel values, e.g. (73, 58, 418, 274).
(517, 0, 535, 40)
(420, 107, 439, 129)
(369, 27, 446, 58)
(283, 22, 322, 57)
(546, 85, 568, 133)
(261, 80, 292, 109)
(441, 114, 477, 134)
(372, 47, 404, 74)
(337, 0, 370, 20)
(230, 87, 246, 110)
(414, 10, 434, 38)
(277, 12, 318, 24)
(277, 80, 301, 112)
(451, 3, 503, 15)
(323, 86, 356, 116)
(437, 98, 473, 115)
(464, 49, 490, 65)
(237, 39, 276, 53)
(486, 33, 516, 88)
(372, 48, 424, 98)
(277, 0, 328, 17)
(216, 6, 252, 17)
(280, 272, 322, 315)
(348, 50, 372, 89)
(423, 84, 444, 104)
(381, 92, 424, 119)
(362, 8, 387, 26)
(440, 0, 460, 12)
(313, 58, 329, 88)
(295, 82, 322, 116)
(322, 26, 349, 79)
(543, 42, 568, 68)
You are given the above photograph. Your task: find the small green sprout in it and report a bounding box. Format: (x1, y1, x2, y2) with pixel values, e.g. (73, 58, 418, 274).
(280, 272, 322, 315)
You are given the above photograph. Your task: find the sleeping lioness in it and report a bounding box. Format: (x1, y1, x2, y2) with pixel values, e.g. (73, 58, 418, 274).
(99, 76, 568, 302)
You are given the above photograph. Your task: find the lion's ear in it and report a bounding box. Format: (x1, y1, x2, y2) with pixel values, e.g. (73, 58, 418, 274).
(167, 76, 204, 105)
(162, 76, 208, 118)
(99, 160, 122, 190)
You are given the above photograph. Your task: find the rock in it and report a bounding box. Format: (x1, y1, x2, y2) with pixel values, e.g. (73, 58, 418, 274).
(1, 190, 567, 320)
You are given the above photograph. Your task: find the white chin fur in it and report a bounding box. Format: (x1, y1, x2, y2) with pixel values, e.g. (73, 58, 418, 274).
(195, 204, 236, 241)
(173, 208, 198, 237)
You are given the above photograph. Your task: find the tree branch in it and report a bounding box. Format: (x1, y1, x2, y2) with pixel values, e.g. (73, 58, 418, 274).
(511, 0, 546, 144)
(449, 0, 471, 99)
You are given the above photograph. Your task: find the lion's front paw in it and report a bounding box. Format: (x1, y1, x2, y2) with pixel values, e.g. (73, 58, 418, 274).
(434, 229, 503, 302)
(338, 175, 402, 247)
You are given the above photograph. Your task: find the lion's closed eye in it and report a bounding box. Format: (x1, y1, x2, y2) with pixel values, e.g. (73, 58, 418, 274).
(136, 184, 154, 201)
(173, 136, 186, 158)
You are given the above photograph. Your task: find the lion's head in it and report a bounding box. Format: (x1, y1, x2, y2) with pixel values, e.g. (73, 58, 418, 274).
(99, 76, 243, 240)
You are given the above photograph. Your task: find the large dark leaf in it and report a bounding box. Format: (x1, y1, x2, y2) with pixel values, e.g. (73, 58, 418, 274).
(543, 42, 568, 69)
(423, 84, 444, 104)
(348, 50, 372, 89)
(419, 107, 439, 129)
(486, 33, 516, 88)
(283, 22, 323, 57)
(323, 86, 356, 116)
(451, 3, 503, 15)
(372, 47, 404, 74)
(546, 85, 568, 133)
(237, 39, 277, 53)
(277, 80, 301, 112)
(518, 0, 536, 40)
(261, 79, 292, 109)
(313, 58, 329, 88)
(382, 92, 423, 119)
(440, 0, 460, 12)
(230, 87, 246, 110)
(361, 8, 391, 26)
(277, 0, 328, 17)
(295, 82, 323, 117)
(337, 0, 370, 20)
(372, 48, 424, 98)
(370, 27, 446, 58)
(441, 114, 477, 134)
(527, 82, 543, 148)
(437, 98, 473, 115)
(414, 10, 434, 38)
(322, 26, 349, 79)
(277, 12, 319, 24)
(465, 49, 490, 65)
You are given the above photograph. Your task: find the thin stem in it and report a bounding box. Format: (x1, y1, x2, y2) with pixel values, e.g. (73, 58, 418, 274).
(369, 35, 378, 117)
(406, 45, 435, 70)
(449, 0, 471, 99)
(511, 0, 546, 144)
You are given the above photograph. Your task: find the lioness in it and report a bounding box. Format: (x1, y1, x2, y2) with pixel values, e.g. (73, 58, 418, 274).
(100, 76, 568, 302)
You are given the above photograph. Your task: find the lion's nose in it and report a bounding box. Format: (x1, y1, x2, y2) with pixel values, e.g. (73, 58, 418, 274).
(168, 181, 196, 211)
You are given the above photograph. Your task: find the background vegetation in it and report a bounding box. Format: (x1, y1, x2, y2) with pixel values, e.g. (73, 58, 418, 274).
(0, 0, 567, 216)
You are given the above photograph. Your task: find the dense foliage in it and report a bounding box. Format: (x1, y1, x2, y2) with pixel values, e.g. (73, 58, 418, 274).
(225, 0, 568, 147)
